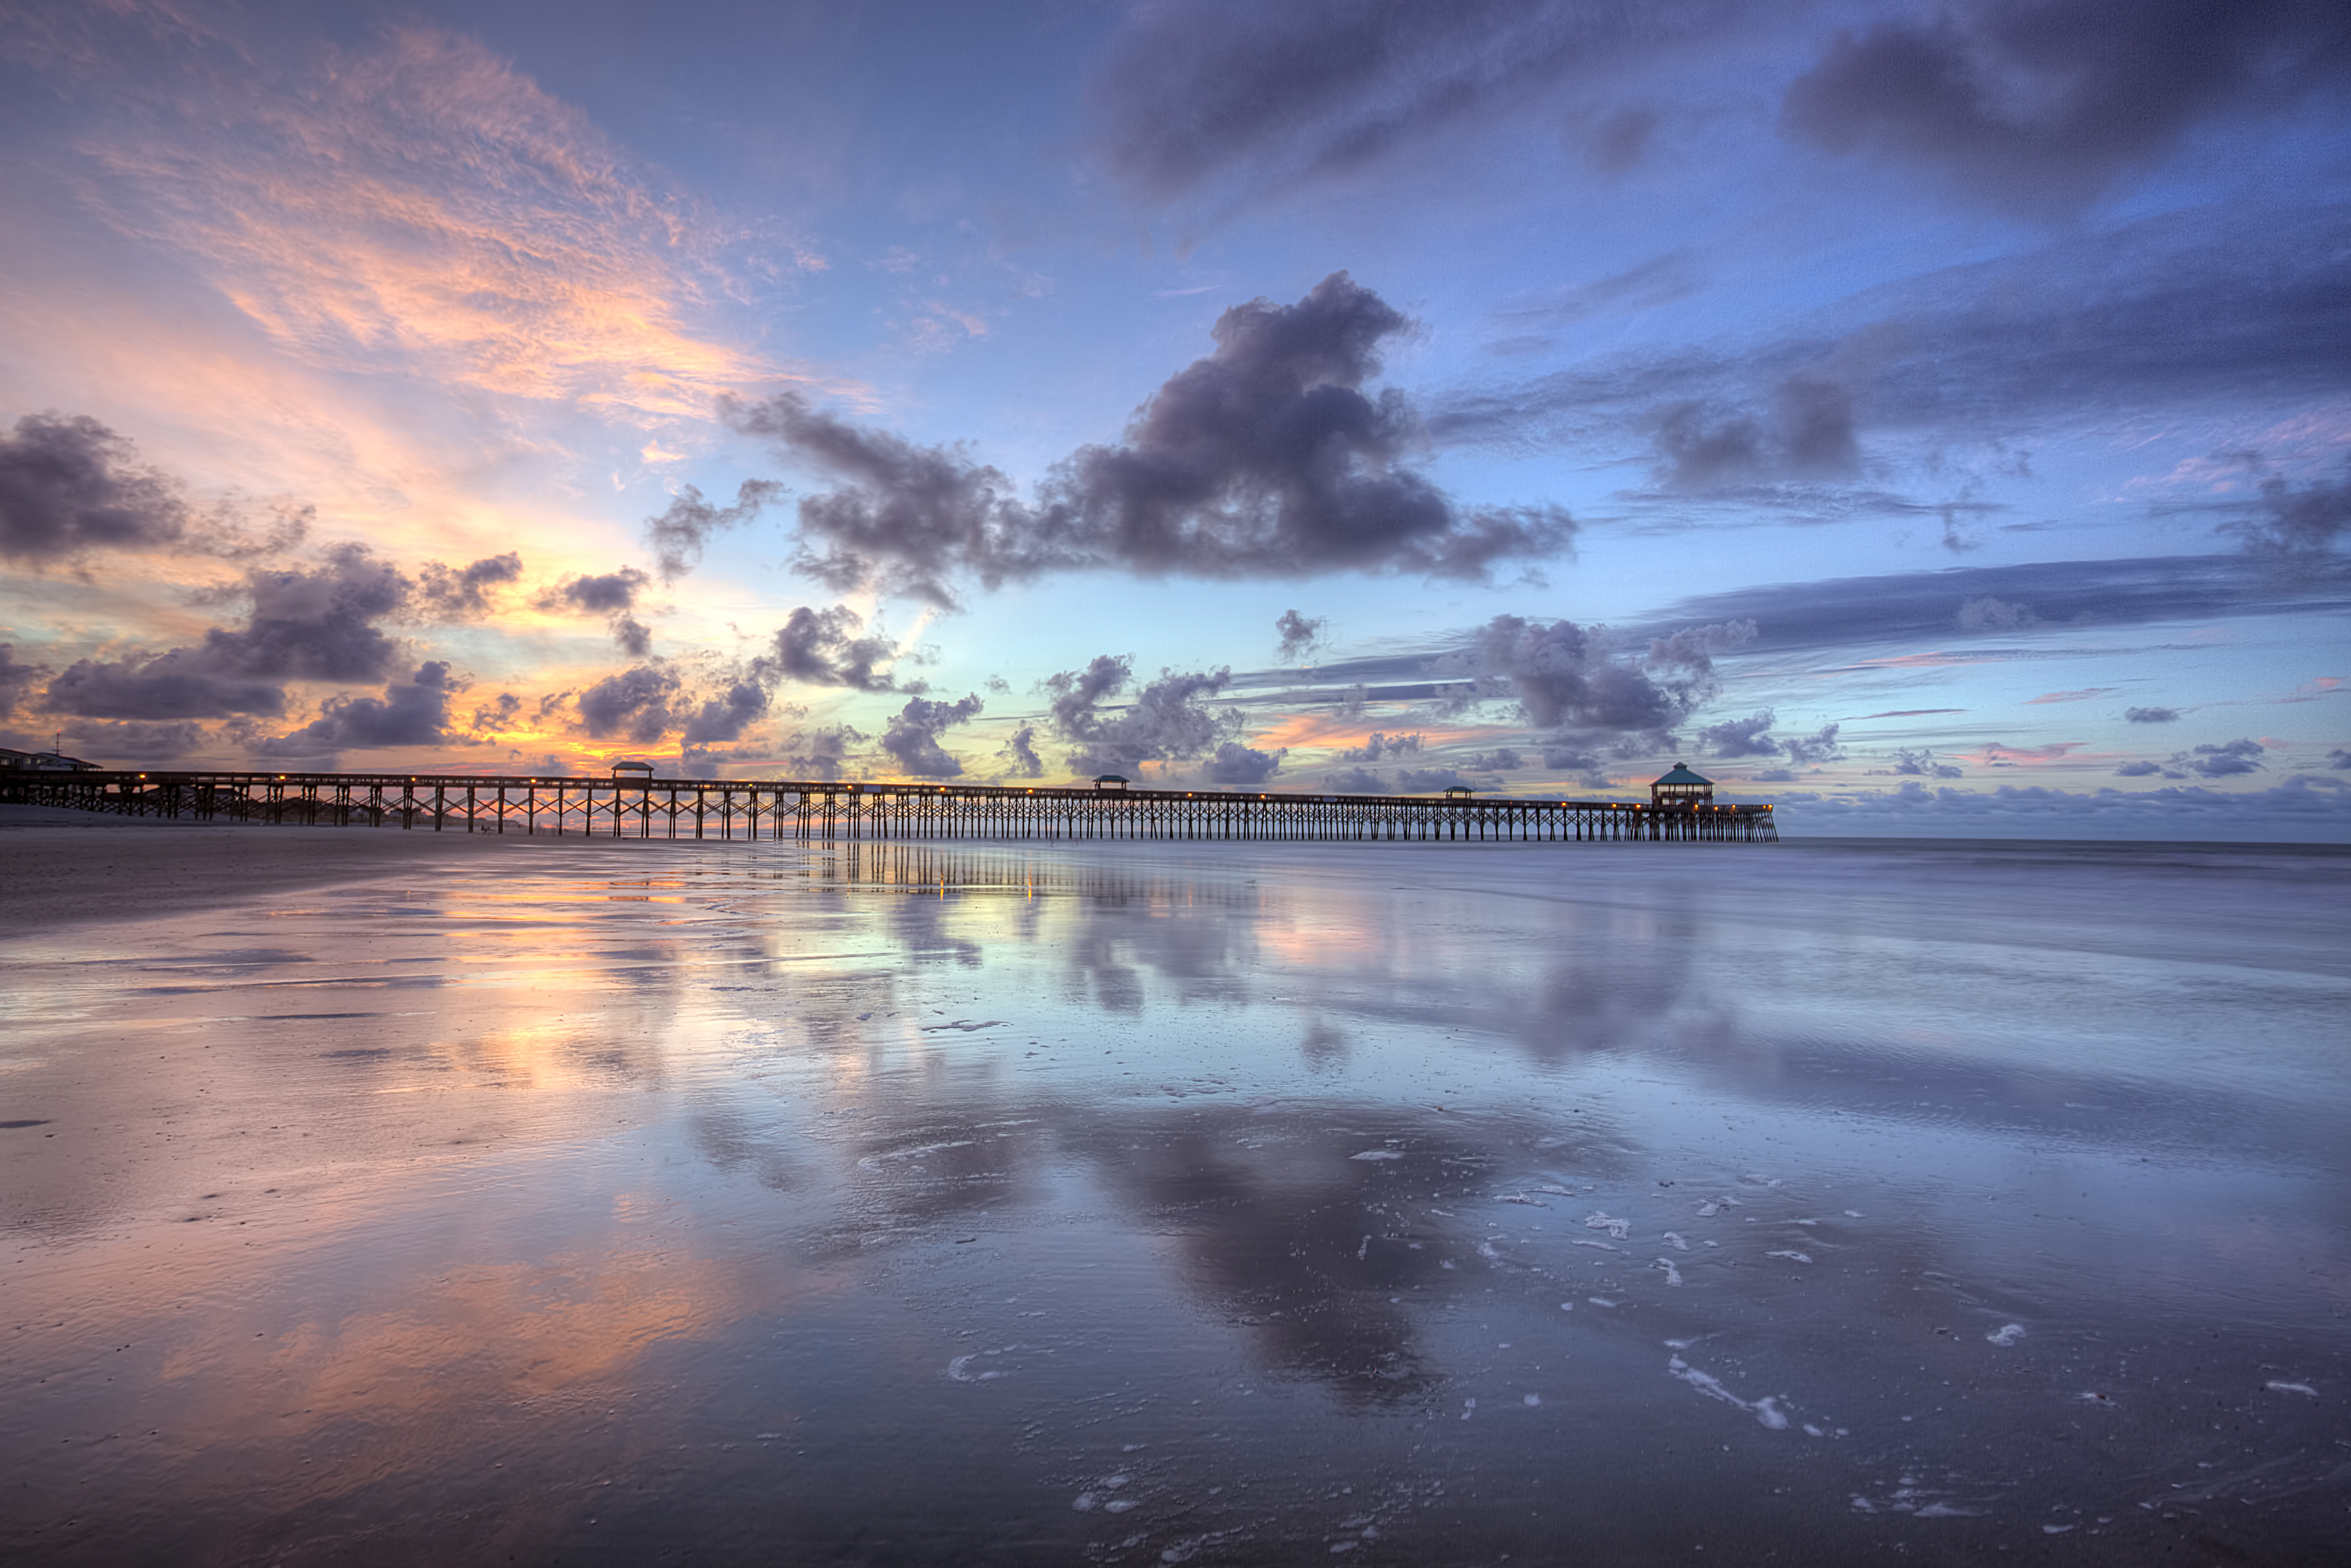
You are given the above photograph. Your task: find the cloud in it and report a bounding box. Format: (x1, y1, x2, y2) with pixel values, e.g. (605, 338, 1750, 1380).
(37, 718, 213, 764)
(1652, 376, 1859, 490)
(37, 544, 410, 720)
(2114, 760, 2163, 777)
(728, 275, 1573, 606)
(536, 566, 654, 653)
(1633, 553, 2350, 660)
(0, 643, 48, 712)
(2174, 738, 2266, 778)
(770, 604, 903, 691)
(2226, 463, 2351, 555)
(1433, 203, 2351, 491)
(1205, 740, 1286, 786)
(1781, 776, 2351, 842)
(1782, 0, 2351, 217)
(1462, 614, 1755, 733)
(1084, 0, 1750, 201)
(778, 723, 867, 778)
(2329, 748, 2351, 770)
(1460, 747, 1524, 771)
(415, 553, 522, 620)
(2124, 705, 2182, 723)
(644, 479, 786, 582)
(540, 567, 649, 616)
(1000, 722, 1045, 778)
(60, 26, 777, 422)
(1955, 596, 2041, 632)
(260, 661, 459, 760)
(879, 694, 984, 778)
(1275, 608, 1329, 663)
(1339, 730, 1421, 762)
(680, 672, 779, 748)
(1324, 766, 1387, 794)
(577, 665, 680, 746)
(1697, 710, 1779, 758)
(1891, 747, 1965, 778)
(0, 412, 187, 562)
(1043, 655, 1252, 777)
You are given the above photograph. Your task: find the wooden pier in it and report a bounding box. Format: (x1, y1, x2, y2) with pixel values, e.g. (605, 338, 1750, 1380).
(4, 769, 1776, 845)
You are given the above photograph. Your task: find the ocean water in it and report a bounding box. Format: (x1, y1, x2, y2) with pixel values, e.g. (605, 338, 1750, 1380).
(3, 835, 2346, 1564)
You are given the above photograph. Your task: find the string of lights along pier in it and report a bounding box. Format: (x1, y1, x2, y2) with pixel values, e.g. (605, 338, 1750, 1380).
(4, 762, 1775, 844)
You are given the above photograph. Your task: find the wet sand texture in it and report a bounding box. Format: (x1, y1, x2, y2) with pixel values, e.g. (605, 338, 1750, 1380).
(2, 827, 2346, 1565)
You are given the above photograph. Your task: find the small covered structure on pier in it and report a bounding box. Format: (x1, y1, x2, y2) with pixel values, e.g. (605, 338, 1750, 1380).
(1650, 762, 1714, 809)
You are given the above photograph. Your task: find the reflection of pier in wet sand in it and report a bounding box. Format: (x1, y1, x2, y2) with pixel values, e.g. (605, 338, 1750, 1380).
(8, 765, 1777, 844)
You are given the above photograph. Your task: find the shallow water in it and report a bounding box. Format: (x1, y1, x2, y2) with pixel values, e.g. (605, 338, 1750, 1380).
(4, 837, 2347, 1565)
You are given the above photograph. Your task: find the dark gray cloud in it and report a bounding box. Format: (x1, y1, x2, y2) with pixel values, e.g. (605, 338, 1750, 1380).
(0, 643, 46, 711)
(536, 567, 655, 653)
(415, 553, 522, 620)
(2226, 463, 2351, 555)
(1085, 0, 1752, 200)
(470, 691, 522, 734)
(1000, 722, 1045, 778)
(44, 718, 211, 764)
(40, 650, 287, 720)
(577, 665, 681, 746)
(1891, 747, 1965, 778)
(644, 479, 786, 582)
(728, 275, 1573, 606)
(1460, 613, 1755, 733)
(2328, 748, 2351, 769)
(1652, 376, 1859, 490)
(1275, 608, 1329, 663)
(1435, 203, 2351, 496)
(680, 673, 777, 748)
(770, 604, 902, 690)
(542, 567, 648, 615)
(1323, 766, 1387, 794)
(1696, 710, 1842, 766)
(1696, 710, 1779, 757)
(37, 545, 409, 720)
(880, 693, 984, 778)
(261, 662, 459, 760)
(778, 723, 867, 778)
(1633, 553, 2351, 658)
(1460, 747, 1524, 770)
(2114, 760, 2163, 777)
(1205, 740, 1286, 786)
(2175, 738, 2266, 778)
(1339, 730, 1421, 763)
(2124, 705, 2181, 723)
(1043, 654, 1257, 778)
(1783, 0, 2351, 216)
(0, 412, 187, 562)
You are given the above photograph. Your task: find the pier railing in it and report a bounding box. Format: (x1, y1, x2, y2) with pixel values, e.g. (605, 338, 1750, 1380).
(3, 770, 1778, 844)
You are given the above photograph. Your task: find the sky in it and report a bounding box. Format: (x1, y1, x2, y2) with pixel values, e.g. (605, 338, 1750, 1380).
(2, 0, 2347, 839)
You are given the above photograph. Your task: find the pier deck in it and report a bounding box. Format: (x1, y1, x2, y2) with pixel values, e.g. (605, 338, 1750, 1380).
(4, 770, 1778, 844)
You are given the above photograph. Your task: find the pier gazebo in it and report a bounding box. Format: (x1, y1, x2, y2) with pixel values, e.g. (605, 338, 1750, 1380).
(1650, 762, 1714, 809)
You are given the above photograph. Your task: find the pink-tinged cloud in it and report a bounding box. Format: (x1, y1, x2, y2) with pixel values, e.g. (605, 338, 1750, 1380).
(74, 28, 822, 424)
(2025, 687, 2117, 705)
(1845, 708, 1967, 719)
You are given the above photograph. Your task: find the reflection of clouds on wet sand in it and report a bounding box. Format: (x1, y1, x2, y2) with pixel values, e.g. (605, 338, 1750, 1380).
(4, 836, 2347, 1563)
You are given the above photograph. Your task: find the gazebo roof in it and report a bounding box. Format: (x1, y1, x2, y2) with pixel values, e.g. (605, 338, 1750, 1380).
(1653, 762, 1713, 786)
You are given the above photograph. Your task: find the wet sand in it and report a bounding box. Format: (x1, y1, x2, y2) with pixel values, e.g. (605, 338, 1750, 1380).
(2, 821, 2346, 1565)
(2, 804, 717, 927)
